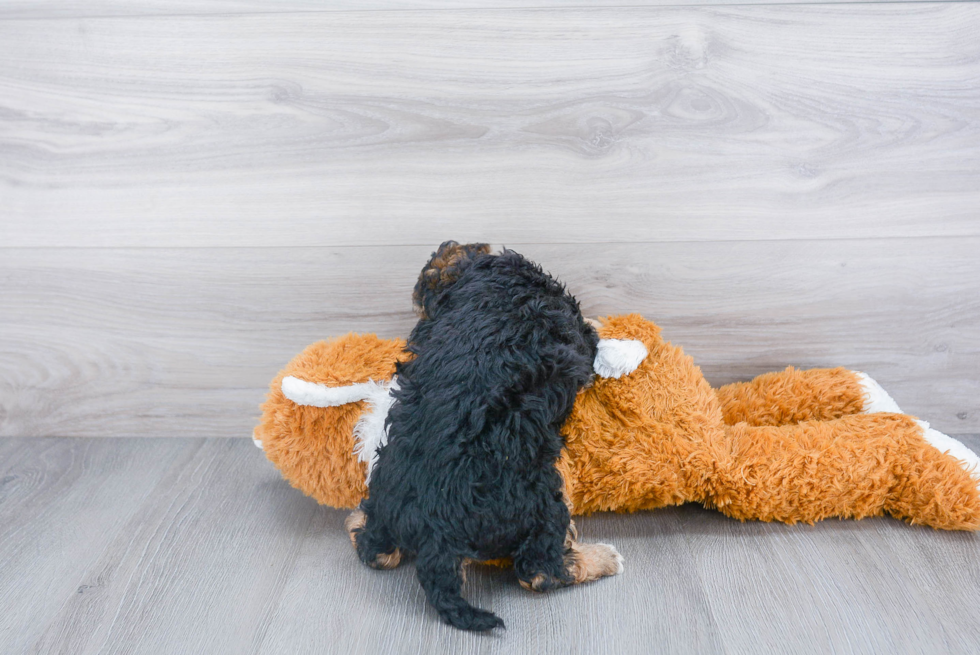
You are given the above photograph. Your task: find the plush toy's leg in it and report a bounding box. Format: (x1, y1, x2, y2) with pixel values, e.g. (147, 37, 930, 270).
(708, 414, 980, 530)
(715, 367, 905, 426)
(715, 367, 865, 426)
(916, 420, 980, 491)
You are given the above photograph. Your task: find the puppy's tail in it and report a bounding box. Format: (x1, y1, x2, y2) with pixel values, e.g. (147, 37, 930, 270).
(416, 551, 505, 631)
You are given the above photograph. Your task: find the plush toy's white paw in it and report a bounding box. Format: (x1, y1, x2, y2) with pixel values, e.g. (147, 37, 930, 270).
(854, 372, 903, 414)
(252, 430, 264, 450)
(918, 420, 980, 490)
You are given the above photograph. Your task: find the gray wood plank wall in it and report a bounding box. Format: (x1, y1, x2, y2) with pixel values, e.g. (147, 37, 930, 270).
(0, 0, 958, 20)
(2, 2, 978, 437)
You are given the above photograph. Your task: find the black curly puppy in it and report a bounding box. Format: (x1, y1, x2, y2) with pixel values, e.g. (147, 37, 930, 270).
(350, 242, 600, 631)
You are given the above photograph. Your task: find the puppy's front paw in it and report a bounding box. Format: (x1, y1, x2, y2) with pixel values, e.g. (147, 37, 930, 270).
(566, 542, 624, 584)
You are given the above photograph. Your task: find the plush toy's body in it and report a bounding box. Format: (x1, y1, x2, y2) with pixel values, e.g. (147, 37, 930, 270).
(255, 314, 980, 531)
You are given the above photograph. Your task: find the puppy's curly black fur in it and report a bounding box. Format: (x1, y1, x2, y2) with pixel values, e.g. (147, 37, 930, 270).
(352, 242, 599, 631)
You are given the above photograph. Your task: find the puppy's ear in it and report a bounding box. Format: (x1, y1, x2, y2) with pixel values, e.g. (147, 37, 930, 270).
(412, 241, 491, 318)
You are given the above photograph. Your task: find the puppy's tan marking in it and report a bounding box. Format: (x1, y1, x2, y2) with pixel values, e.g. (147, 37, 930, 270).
(344, 508, 366, 548)
(372, 549, 403, 569)
(413, 242, 491, 318)
(519, 573, 551, 592)
(345, 509, 403, 569)
(565, 518, 578, 544)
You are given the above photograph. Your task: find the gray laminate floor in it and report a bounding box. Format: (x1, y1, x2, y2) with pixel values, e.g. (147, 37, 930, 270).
(2, 437, 979, 655)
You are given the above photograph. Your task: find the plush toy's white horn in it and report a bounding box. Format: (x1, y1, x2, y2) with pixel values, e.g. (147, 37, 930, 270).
(279, 375, 399, 482)
(281, 376, 382, 408)
(593, 339, 648, 379)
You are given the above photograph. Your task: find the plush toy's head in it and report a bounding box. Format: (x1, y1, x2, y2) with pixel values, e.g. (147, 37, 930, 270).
(255, 322, 649, 509)
(254, 333, 407, 508)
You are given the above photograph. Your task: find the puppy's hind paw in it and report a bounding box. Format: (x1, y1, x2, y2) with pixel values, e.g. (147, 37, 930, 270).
(603, 543, 626, 575)
(566, 541, 624, 584)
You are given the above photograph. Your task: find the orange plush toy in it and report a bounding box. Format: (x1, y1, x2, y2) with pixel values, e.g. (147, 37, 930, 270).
(254, 314, 980, 532)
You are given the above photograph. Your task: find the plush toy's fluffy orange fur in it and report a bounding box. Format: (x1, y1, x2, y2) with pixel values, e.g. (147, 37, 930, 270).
(255, 315, 980, 531)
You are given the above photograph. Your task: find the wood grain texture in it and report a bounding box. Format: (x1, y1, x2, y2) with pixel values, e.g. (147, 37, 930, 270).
(0, 0, 953, 20)
(0, 438, 195, 655)
(3, 437, 979, 655)
(27, 439, 321, 655)
(1, 4, 979, 247)
(1, 238, 977, 438)
(680, 498, 980, 654)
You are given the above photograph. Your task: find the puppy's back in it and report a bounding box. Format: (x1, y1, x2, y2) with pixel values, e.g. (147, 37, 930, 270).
(363, 249, 598, 630)
(376, 250, 596, 540)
